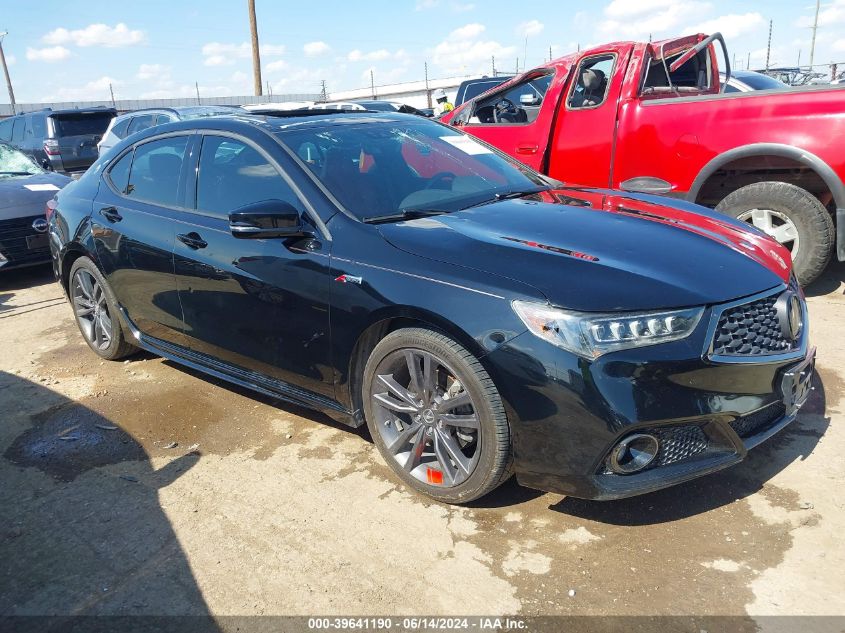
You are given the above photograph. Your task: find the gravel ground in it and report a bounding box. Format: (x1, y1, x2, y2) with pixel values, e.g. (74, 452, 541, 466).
(1, 263, 843, 629)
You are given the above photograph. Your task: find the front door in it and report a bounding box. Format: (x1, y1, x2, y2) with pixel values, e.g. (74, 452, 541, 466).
(172, 133, 334, 398)
(91, 134, 193, 346)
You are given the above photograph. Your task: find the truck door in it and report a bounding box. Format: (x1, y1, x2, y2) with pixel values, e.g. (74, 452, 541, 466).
(548, 49, 630, 188)
(454, 67, 569, 172)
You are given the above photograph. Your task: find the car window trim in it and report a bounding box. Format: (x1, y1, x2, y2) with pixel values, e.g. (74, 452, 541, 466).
(103, 130, 196, 211)
(191, 128, 331, 242)
(564, 52, 618, 112)
(105, 146, 134, 193)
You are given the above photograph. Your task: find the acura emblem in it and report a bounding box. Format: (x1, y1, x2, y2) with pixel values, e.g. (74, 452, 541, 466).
(775, 291, 803, 342)
(32, 218, 48, 233)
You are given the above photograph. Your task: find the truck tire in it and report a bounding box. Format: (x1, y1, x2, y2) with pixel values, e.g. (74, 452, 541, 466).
(715, 182, 834, 286)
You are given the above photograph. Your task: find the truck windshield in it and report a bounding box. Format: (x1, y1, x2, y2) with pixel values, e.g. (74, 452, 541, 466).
(50, 113, 115, 137)
(277, 119, 548, 221)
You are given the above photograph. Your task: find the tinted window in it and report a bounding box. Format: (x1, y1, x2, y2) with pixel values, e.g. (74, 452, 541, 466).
(108, 150, 133, 194)
(0, 118, 12, 141)
(111, 118, 131, 139)
(126, 136, 189, 207)
(462, 79, 508, 103)
(154, 114, 175, 125)
(51, 113, 114, 137)
(569, 55, 615, 108)
(30, 114, 47, 138)
(11, 118, 25, 143)
(738, 73, 787, 90)
(278, 120, 546, 220)
(196, 136, 301, 217)
(724, 82, 741, 93)
(127, 114, 155, 135)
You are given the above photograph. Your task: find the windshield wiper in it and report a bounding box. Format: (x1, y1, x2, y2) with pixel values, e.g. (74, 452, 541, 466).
(362, 208, 449, 225)
(461, 186, 550, 210)
(0, 171, 37, 176)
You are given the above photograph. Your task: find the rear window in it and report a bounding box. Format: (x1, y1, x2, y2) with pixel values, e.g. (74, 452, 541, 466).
(462, 80, 508, 103)
(50, 113, 114, 137)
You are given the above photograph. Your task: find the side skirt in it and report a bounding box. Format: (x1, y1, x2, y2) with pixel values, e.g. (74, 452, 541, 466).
(117, 308, 360, 428)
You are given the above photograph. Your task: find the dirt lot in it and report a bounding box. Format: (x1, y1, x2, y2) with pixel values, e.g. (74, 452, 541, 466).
(1, 263, 844, 628)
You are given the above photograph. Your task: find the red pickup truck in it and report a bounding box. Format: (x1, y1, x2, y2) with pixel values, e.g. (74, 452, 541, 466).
(444, 33, 845, 285)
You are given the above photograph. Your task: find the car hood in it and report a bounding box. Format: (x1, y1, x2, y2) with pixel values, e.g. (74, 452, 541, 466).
(377, 190, 790, 312)
(0, 172, 72, 221)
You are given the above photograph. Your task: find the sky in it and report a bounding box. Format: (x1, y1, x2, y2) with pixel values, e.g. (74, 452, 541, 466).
(1, 0, 843, 104)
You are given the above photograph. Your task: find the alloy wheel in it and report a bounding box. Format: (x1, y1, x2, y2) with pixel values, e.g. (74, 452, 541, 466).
(738, 208, 800, 259)
(369, 348, 481, 487)
(72, 269, 113, 351)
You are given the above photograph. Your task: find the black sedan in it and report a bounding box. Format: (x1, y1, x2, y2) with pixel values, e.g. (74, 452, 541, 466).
(1, 142, 71, 271)
(48, 112, 815, 503)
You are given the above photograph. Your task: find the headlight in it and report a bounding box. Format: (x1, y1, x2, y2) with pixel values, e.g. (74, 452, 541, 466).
(512, 301, 703, 358)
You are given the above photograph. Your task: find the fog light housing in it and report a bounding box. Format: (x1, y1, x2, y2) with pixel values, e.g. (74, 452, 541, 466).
(608, 434, 659, 474)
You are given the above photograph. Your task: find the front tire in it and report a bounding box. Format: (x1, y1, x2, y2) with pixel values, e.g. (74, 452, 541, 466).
(362, 328, 512, 504)
(68, 256, 138, 361)
(715, 181, 834, 286)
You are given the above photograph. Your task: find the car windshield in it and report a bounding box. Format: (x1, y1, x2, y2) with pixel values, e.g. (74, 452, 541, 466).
(51, 112, 114, 137)
(0, 143, 42, 177)
(276, 119, 548, 221)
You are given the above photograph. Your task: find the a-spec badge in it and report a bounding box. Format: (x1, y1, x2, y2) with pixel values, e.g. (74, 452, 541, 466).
(334, 274, 363, 285)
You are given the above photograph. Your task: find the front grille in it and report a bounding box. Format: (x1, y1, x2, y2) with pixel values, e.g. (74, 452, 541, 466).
(653, 425, 709, 467)
(0, 215, 49, 266)
(711, 292, 797, 357)
(731, 403, 787, 438)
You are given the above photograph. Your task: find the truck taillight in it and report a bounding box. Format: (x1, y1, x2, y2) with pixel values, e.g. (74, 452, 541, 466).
(43, 139, 60, 156)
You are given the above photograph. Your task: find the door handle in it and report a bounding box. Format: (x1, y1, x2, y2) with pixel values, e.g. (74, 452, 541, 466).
(99, 206, 122, 223)
(177, 232, 208, 250)
(516, 144, 539, 155)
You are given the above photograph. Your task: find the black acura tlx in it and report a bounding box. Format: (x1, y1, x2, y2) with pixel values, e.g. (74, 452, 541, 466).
(48, 112, 815, 503)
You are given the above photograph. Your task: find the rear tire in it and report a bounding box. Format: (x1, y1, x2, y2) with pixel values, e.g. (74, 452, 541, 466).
(715, 181, 834, 286)
(362, 327, 512, 504)
(68, 256, 138, 361)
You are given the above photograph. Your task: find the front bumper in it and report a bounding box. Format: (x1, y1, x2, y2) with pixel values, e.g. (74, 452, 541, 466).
(484, 306, 815, 501)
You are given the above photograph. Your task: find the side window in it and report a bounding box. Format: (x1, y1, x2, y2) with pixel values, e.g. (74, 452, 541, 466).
(723, 82, 740, 93)
(111, 118, 131, 139)
(641, 47, 713, 95)
(108, 150, 133, 194)
(11, 118, 25, 143)
(568, 55, 615, 109)
(126, 136, 189, 207)
(127, 114, 155, 136)
(196, 135, 302, 217)
(472, 71, 554, 124)
(154, 114, 174, 125)
(27, 115, 46, 139)
(0, 118, 13, 141)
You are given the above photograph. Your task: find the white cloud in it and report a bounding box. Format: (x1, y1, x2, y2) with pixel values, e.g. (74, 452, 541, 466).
(597, 0, 712, 39)
(432, 24, 515, 75)
(26, 46, 71, 62)
(348, 48, 392, 62)
(43, 23, 145, 48)
(451, 23, 485, 39)
(517, 20, 544, 38)
(304, 41, 330, 57)
(43, 75, 119, 101)
(835, 39, 845, 52)
(266, 59, 289, 72)
(797, 0, 845, 28)
(452, 3, 475, 12)
(604, 0, 675, 20)
(201, 41, 286, 66)
(415, 0, 439, 10)
(684, 12, 765, 40)
(6, 55, 15, 66)
(137, 64, 170, 81)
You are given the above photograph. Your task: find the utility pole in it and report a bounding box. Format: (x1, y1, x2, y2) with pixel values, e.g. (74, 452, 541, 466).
(765, 19, 772, 70)
(491, 55, 496, 76)
(809, 0, 821, 68)
(549, 45, 553, 62)
(515, 57, 518, 74)
(424, 63, 431, 108)
(195, 81, 201, 105)
(370, 69, 375, 99)
(320, 79, 328, 103)
(247, 0, 263, 96)
(747, 52, 751, 71)
(0, 31, 16, 115)
(798, 49, 802, 67)
(109, 83, 116, 107)
(523, 36, 528, 72)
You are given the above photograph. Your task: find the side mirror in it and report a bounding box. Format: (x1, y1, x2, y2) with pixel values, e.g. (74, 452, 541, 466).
(519, 93, 540, 106)
(228, 200, 313, 239)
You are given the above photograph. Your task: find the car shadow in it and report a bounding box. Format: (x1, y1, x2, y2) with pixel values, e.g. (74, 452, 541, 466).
(549, 370, 830, 524)
(0, 265, 59, 316)
(0, 370, 221, 625)
(804, 259, 845, 297)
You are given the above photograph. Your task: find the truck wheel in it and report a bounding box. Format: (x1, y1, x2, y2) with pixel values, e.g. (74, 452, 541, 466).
(362, 327, 512, 504)
(716, 182, 834, 286)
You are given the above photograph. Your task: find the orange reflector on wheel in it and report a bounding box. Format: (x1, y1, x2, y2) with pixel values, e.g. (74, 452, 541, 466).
(426, 468, 443, 484)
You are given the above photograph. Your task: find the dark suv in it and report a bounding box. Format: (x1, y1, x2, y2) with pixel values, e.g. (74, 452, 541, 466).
(49, 112, 815, 504)
(0, 107, 116, 176)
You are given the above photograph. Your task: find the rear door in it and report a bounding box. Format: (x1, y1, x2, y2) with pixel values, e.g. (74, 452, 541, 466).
(456, 67, 569, 172)
(48, 111, 115, 172)
(91, 133, 192, 346)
